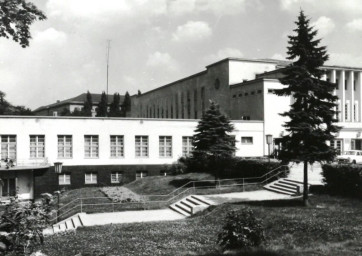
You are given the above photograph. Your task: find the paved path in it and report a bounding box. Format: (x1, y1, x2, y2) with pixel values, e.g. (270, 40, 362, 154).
(287, 162, 324, 185)
(81, 209, 185, 226)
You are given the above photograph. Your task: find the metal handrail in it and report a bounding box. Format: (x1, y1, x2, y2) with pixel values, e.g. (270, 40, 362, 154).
(50, 165, 288, 223)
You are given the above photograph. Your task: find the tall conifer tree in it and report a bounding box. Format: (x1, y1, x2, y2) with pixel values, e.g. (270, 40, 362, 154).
(274, 11, 340, 205)
(83, 91, 93, 116)
(192, 101, 236, 181)
(96, 91, 108, 117)
(121, 92, 131, 117)
(109, 93, 122, 117)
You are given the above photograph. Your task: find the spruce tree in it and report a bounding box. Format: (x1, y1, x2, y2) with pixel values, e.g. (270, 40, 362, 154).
(274, 11, 340, 205)
(121, 91, 131, 117)
(96, 91, 108, 117)
(83, 91, 93, 116)
(109, 93, 122, 117)
(192, 101, 236, 181)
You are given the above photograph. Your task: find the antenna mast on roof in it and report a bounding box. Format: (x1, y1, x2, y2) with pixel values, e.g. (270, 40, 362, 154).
(106, 40, 111, 96)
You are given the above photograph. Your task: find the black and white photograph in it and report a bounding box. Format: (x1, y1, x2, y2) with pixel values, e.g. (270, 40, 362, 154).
(0, 0, 362, 255)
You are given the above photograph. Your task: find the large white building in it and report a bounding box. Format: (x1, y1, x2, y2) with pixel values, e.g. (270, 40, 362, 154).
(0, 116, 264, 200)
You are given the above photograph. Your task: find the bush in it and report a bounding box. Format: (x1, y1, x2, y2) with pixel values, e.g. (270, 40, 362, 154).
(322, 164, 362, 197)
(218, 208, 265, 251)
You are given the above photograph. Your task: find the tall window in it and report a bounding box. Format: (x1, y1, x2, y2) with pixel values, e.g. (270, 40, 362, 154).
(110, 135, 124, 158)
(330, 139, 343, 155)
(159, 136, 172, 157)
(194, 89, 198, 118)
(58, 173, 71, 185)
(111, 171, 123, 183)
(182, 136, 193, 157)
(181, 92, 185, 118)
(175, 94, 179, 119)
(187, 91, 191, 118)
(58, 135, 72, 158)
(345, 79, 347, 90)
(1, 135, 16, 160)
(84, 135, 99, 158)
(135, 136, 148, 157)
(201, 87, 205, 113)
(85, 172, 97, 184)
(336, 79, 339, 90)
(30, 135, 45, 158)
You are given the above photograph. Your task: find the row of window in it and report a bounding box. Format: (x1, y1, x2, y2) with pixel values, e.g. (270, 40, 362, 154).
(232, 89, 262, 99)
(58, 170, 151, 185)
(0, 135, 254, 160)
(332, 78, 357, 91)
(336, 100, 359, 122)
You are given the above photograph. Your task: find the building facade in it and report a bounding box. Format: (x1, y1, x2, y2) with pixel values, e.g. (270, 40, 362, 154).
(0, 116, 264, 200)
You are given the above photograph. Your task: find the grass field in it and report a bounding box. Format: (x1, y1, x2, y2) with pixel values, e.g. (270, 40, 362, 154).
(40, 194, 362, 256)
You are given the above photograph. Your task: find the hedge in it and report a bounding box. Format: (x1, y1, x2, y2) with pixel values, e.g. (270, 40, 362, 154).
(322, 164, 362, 198)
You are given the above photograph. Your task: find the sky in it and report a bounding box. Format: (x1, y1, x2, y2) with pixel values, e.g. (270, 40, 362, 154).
(1, 0, 362, 110)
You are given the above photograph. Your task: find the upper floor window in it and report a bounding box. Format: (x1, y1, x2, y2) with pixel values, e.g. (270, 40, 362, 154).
(159, 136, 172, 157)
(135, 136, 148, 157)
(1, 135, 16, 160)
(110, 135, 124, 158)
(84, 135, 99, 158)
(182, 136, 193, 157)
(58, 135, 72, 158)
(30, 135, 45, 158)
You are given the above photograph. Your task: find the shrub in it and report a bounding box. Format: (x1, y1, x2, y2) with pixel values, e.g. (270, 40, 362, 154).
(322, 164, 362, 197)
(218, 208, 265, 251)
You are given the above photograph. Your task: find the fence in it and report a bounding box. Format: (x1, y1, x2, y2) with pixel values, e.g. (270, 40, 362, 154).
(49, 165, 288, 223)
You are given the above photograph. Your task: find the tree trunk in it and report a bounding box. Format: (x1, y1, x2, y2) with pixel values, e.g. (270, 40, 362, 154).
(303, 160, 309, 206)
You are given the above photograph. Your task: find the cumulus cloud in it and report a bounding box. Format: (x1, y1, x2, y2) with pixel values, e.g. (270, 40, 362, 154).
(146, 51, 177, 68)
(172, 21, 212, 42)
(271, 53, 286, 60)
(346, 19, 362, 32)
(205, 48, 243, 63)
(34, 28, 67, 45)
(328, 53, 362, 67)
(312, 16, 335, 37)
(169, 0, 247, 16)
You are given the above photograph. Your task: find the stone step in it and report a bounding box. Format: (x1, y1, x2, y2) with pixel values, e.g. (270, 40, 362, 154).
(269, 184, 296, 194)
(264, 186, 295, 196)
(65, 219, 74, 230)
(169, 204, 191, 217)
(276, 181, 299, 190)
(191, 195, 214, 205)
(72, 215, 83, 228)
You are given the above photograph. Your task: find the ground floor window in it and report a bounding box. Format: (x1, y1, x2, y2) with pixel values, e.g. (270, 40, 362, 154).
(85, 172, 97, 184)
(160, 170, 167, 176)
(241, 136, 253, 144)
(351, 139, 362, 151)
(136, 171, 148, 179)
(58, 173, 71, 185)
(1, 178, 16, 197)
(330, 139, 343, 155)
(111, 171, 123, 183)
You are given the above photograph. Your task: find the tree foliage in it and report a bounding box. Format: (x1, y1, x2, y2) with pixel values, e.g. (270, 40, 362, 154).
(96, 91, 108, 117)
(274, 11, 340, 204)
(109, 93, 122, 117)
(121, 91, 131, 117)
(0, 0, 46, 48)
(0, 90, 33, 115)
(192, 101, 236, 179)
(82, 91, 93, 117)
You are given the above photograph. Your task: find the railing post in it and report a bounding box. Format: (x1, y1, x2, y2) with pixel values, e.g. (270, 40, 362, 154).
(80, 198, 83, 213)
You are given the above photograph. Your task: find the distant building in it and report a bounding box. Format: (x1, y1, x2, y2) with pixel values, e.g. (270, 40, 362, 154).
(33, 93, 124, 116)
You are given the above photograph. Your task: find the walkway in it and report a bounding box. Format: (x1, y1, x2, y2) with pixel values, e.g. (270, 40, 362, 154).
(287, 162, 324, 185)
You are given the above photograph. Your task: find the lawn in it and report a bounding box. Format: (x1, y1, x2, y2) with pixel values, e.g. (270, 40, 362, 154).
(40, 194, 362, 256)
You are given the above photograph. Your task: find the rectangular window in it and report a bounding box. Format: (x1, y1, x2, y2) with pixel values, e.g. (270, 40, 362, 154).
(345, 102, 350, 121)
(194, 89, 197, 119)
(135, 136, 148, 157)
(201, 87, 205, 113)
(111, 171, 123, 183)
(58, 135, 72, 158)
(355, 101, 359, 122)
(241, 137, 253, 144)
(182, 136, 193, 157)
(245, 92, 249, 96)
(336, 79, 339, 90)
(85, 172, 97, 184)
(251, 91, 255, 95)
(136, 171, 148, 179)
(30, 135, 45, 158)
(232, 94, 237, 98)
(84, 135, 99, 158)
(110, 135, 124, 158)
(1, 135, 16, 160)
(330, 139, 343, 155)
(187, 91, 191, 118)
(58, 173, 71, 185)
(159, 136, 172, 157)
(257, 90, 262, 94)
(354, 80, 356, 91)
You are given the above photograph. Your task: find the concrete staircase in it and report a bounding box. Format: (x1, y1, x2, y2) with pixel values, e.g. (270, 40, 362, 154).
(264, 178, 308, 196)
(169, 195, 215, 217)
(48, 213, 85, 235)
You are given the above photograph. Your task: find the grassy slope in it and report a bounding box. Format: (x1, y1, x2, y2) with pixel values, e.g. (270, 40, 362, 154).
(41, 194, 362, 256)
(125, 172, 215, 195)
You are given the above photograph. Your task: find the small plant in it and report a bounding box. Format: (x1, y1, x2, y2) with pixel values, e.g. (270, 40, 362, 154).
(218, 208, 265, 251)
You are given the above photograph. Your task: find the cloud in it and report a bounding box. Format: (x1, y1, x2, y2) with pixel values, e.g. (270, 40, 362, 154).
(169, 0, 247, 16)
(328, 53, 362, 67)
(33, 28, 67, 45)
(312, 16, 335, 37)
(205, 48, 243, 63)
(346, 19, 362, 32)
(172, 21, 212, 42)
(146, 51, 177, 68)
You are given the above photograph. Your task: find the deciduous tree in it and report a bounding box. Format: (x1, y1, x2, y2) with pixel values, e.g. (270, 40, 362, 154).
(274, 11, 340, 205)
